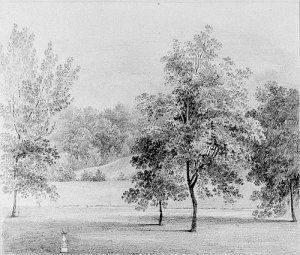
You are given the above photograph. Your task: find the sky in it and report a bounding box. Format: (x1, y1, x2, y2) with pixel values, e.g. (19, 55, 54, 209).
(0, 1, 299, 110)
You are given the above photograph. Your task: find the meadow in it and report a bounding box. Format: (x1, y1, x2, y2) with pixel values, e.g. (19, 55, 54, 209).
(2, 180, 299, 254)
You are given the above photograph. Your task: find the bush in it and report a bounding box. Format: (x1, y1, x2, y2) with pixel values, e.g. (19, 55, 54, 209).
(49, 166, 76, 182)
(116, 171, 127, 181)
(80, 169, 106, 182)
(80, 170, 94, 181)
(93, 169, 106, 181)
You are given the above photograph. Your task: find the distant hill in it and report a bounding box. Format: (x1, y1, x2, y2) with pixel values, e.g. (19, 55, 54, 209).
(75, 156, 137, 181)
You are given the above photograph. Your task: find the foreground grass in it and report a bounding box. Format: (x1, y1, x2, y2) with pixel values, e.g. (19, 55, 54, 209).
(2, 206, 299, 254)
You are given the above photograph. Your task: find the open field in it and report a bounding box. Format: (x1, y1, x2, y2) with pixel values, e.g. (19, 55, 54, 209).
(1, 180, 299, 254)
(2, 206, 299, 254)
(1, 180, 260, 209)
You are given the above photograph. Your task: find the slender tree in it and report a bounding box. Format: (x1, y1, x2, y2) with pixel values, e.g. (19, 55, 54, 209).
(0, 24, 80, 216)
(247, 82, 299, 222)
(137, 25, 264, 232)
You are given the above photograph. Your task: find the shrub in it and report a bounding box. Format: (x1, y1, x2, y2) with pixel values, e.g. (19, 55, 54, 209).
(80, 170, 94, 181)
(93, 169, 106, 181)
(49, 166, 76, 182)
(80, 169, 106, 182)
(116, 171, 127, 181)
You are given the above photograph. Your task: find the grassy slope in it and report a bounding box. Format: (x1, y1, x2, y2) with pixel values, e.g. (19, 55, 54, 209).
(1, 156, 261, 209)
(75, 156, 136, 181)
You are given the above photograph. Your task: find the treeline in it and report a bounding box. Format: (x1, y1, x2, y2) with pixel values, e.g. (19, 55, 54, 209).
(48, 104, 141, 181)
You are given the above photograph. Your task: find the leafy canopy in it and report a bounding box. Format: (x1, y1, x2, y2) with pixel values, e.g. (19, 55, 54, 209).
(0, 24, 80, 201)
(137, 25, 264, 203)
(247, 82, 299, 218)
(122, 135, 188, 210)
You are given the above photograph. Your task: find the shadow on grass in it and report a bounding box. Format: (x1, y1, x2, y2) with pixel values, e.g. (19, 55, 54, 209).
(194, 216, 292, 224)
(123, 215, 295, 233)
(131, 215, 293, 225)
(136, 223, 160, 226)
(4, 212, 295, 238)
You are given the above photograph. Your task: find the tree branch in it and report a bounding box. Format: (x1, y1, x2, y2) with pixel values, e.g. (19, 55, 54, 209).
(26, 98, 40, 122)
(186, 161, 191, 185)
(212, 147, 219, 159)
(11, 96, 21, 140)
(191, 172, 198, 188)
(191, 162, 204, 188)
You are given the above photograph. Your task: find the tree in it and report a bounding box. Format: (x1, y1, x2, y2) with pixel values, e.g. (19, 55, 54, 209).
(0, 24, 80, 216)
(94, 169, 106, 182)
(80, 170, 95, 181)
(247, 82, 299, 222)
(91, 121, 126, 164)
(103, 103, 141, 156)
(137, 25, 264, 231)
(80, 169, 106, 182)
(51, 104, 139, 169)
(47, 163, 76, 182)
(51, 107, 104, 168)
(122, 135, 188, 225)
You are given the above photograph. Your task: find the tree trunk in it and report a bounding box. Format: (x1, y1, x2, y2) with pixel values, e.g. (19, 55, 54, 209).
(158, 201, 163, 226)
(189, 186, 197, 232)
(290, 180, 297, 222)
(186, 161, 197, 232)
(12, 157, 19, 218)
(11, 189, 17, 217)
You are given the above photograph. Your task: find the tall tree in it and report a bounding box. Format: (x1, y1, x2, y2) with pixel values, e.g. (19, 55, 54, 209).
(137, 25, 264, 232)
(0, 24, 80, 216)
(122, 135, 188, 225)
(247, 82, 299, 222)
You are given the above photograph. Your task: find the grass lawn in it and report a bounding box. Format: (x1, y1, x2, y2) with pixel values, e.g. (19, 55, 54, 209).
(2, 206, 299, 254)
(0, 180, 260, 209)
(1, 181, 299, 254)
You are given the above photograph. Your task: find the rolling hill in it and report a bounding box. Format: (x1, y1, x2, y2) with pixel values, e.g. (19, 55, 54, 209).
(75, 156, 137, 181)
(1, 156, 261, 209)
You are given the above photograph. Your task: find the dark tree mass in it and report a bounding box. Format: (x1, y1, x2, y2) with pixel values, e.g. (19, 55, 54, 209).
(122, 135, 188, 225)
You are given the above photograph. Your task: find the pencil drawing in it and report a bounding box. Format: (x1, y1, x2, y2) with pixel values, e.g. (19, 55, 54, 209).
(0, 1, 299, 254)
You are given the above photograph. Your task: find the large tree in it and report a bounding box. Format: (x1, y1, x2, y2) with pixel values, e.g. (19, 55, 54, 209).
(247, 82, 299, 222)
(137, 25, 264, 232)
(0, 24, 80, 216)
(122, 135, 188, 225)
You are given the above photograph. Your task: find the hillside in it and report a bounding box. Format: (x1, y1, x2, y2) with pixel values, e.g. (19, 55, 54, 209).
(75, 156, 137, 181)
(1, 156, 261, 209)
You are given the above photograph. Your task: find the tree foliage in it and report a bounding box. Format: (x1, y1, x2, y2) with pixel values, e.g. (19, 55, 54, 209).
(0, 24, 80, 215)
(122, 135, 188, 225)
(80, 169, 106, 182)
(136, 25, 264, 231)
(51, 104, 140, 170)
(247, 82, 299, 221)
